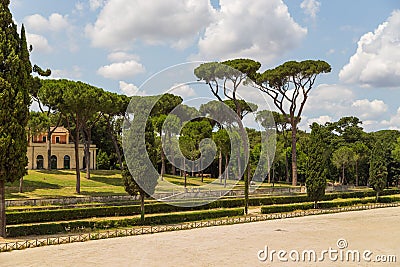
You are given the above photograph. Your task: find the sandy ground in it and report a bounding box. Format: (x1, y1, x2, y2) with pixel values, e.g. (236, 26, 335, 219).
(0, 207, 399, 267)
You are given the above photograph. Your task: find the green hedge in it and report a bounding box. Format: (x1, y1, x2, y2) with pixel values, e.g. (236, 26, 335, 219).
(261, 195, 400, 214)
(7, 189, 400, 225)
(6, 208, 244, 237)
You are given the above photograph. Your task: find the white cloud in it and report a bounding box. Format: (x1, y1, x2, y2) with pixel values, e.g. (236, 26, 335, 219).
(97, 60, 145, 80)
(107, 52, 140, 62)
(351, 99, 388, 119)
(302, 84, 389, 130)
(305, 84, 355, 115)
(86, 0, 215, 50)
(326, 49, 335, 55)
(169, 84, 196, 98)
(196, 0, 307, 63)
(24, 13, 69, 33)
(299, 115, 332, 131)
(119, 81, 146, 96)
(51, 66, 82, 79)
(26, 33, 53, 53)
(89, 0, 106, 10)
(75, 2, 84, 12)
(300, 0, 321, 19)
(382, 107, 400, 130)
(339, 10, 400, 88)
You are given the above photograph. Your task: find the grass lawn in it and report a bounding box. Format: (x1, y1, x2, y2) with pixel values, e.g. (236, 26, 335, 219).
(6, 170, 126, 199)
(5, 170, 297, 200)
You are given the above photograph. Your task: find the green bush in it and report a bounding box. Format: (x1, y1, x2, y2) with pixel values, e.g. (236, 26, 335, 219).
(7, 189, 400, 225)
(261, 195, 400, 214)
(6, 208, 244, 237)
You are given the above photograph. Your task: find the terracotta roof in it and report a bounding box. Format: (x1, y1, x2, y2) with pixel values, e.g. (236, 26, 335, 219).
(50, 126, 69, 133)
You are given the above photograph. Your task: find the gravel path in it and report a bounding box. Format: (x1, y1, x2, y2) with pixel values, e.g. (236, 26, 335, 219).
(0, 207, 399, 266)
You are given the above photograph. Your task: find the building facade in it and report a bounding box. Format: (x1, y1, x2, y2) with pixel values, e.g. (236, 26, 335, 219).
(27, 126, 97, 170)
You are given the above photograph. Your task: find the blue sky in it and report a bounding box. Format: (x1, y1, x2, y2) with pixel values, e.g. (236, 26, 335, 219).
(9, 0, 400, 132)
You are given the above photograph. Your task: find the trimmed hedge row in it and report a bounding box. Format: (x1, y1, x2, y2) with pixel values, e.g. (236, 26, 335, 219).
(6, 208, 244, 237)
(261, 195, 400, 214)
(7, 189, 400, 225)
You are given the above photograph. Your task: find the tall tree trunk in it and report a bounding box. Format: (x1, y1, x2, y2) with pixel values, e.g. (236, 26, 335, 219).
(355, 160, 359, 186)
(0, 180, 5, 237)
(191, 160, 194, 177)
(219, 150, 222, 184)
(83, 128, 91, 179)
(224, 154, 228, 187)
(47, 129, 52, 170)
(237, 154, 241, 180)
(140, 193, 145, 223)
(106, 117, 122, 168)
(184, 158, 187, 188)
(285, 153, 290, 183)
(160, 149, 165, 181)
(291, 125, 298, 186)
(19, 177, 23, 193)
(267, 157, 271, 184)
(200, 157, 203, 183)
(75, 126, 81, 194)
(342, 164, 345, 184)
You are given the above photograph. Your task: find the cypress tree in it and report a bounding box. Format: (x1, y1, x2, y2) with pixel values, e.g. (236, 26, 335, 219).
(0, 0, 32, 237)
(306, 123, 328, 208)
(369, 140, 388, 202)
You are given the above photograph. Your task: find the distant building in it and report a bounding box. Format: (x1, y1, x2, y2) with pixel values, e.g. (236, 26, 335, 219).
(27, 126, 97, 170)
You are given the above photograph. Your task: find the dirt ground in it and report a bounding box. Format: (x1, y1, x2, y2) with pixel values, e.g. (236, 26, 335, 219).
(0, 207, 399, 266)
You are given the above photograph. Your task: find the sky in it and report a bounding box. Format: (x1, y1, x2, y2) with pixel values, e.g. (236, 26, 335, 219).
(9, 0, 400, 132)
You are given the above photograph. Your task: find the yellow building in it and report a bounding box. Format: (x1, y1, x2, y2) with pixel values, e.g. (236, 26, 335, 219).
(27, 126, 97, 170)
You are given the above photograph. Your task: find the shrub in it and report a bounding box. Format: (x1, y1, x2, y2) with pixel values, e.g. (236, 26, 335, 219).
(6, 208, 244, 237)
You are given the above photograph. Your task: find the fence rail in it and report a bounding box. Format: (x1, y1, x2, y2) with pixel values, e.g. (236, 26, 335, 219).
(1, 202, 398, 253)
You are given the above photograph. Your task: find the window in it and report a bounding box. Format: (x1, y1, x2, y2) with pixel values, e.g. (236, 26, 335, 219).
(36, 155, 44, 169)
(51, 155, 57, 170)
(64, 155, 70, 169)
(56, 137, 60, 143)
(42, 136, 46, 142)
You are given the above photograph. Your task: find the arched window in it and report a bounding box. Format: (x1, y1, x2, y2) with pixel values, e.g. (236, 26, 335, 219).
(64, 155, 70, 169)
(51, 155, 57, 170)
(36, 155, 44, 169)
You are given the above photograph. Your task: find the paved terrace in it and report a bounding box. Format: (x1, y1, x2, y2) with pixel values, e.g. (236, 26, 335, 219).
(0, 206, 399, 266)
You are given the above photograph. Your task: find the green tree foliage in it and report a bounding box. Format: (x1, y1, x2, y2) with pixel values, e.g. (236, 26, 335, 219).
(213, 129, 231, 185)
(179, 119, 213, 178)
(41, 79, 104, 192)
(306, 123, 328, 208)
(255, 60, 331, 186)
(369, 140, 388, 201)
(194, 59, 261, 214)
(0, 0, 32, 237)
(123, 111, 158, 222)
(96, 150, 111, 170)
(100, 92, 130, 168)
(332, 146, 355, 184)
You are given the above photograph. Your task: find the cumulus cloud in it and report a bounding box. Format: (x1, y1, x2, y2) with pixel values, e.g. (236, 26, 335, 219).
(339, 10, 400, 88)
(299, 115, 332, 131)
(97, 60, 145, 80)
(169, 84, 196, 98)
(107, 52, 140, 62)
(26, 33, 52, 53)
(86, 0, 215, 50)
(351, 99, 388, 119)
(302, 84, 389, 130)
(24, 13, 69, 33)
(382, 107, 400, 130)
(300, 0, 321, 19)
(119, 81, 146, 96)
(196, 0, 307, 63)
(51, 66, 82, 79)
(89, 0, 106, 11)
